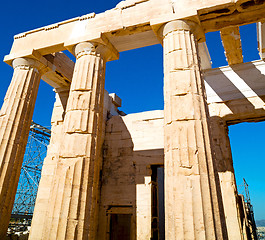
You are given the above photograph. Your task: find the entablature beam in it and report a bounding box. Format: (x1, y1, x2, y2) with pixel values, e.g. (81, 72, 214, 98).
(220, 26, 243, 65)
(5, 50, 74, 89)
(205, 59, 265, 124)
(4, 0, 265, 64)
(41, 52, 74, 89)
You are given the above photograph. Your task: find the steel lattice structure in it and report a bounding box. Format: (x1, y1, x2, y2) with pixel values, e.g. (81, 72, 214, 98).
(11, 122, 51, 219)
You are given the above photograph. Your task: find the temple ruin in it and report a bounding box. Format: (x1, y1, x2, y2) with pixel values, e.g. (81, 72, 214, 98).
(1, 0, 265, 239)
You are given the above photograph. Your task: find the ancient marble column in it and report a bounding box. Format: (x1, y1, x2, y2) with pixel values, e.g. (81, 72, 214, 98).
(0, 58, 44, 239)
(211, 117, 243, 240)
(29, 88, 69, 239)
(160, 20, 228, 239)
(39, 41, 113, 240)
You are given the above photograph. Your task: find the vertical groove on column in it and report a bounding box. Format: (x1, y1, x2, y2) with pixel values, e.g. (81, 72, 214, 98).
(78, 56, 101, 240)
(41, 50, 105, 240)
(30, 91, 69, 240)
(163, 22, 227, 240)
(190, 31, 217, 240)
(211, 118, 243, 240)
(192, 31, 227, 240)
(49, 161, 71, 239)
(86, 59, 105, 240)
(0, 66, 40, 239)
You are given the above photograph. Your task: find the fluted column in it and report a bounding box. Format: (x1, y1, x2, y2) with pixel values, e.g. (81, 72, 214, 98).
(160, 20, 228, 239)
(41, 41, 112, 240)
(211, 117, 243, 240)
(0, 58, 44, 238)
(29, 88, 69, 239)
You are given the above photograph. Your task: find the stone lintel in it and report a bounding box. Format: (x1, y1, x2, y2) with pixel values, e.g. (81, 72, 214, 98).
(4, 48, 44, 66)
(151, 2, 265, 38)
(220, 26, 243, 65)
(42, 52, 74, 88)
(199, 2, 265, 32)
(5, 1, 265, 59)
(209, 96, 265, 125)
(204, 60, 265, 104)
(205, 59, 265, 124)
(4, 50, 74, 88)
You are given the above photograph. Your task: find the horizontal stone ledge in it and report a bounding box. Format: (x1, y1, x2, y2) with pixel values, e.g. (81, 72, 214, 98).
(204, 60, 265, 104)
(7, 1, 265, 59)
(4, 50, 74, 89)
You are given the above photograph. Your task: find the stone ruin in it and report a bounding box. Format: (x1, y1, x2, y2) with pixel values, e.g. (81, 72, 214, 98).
(1, 0, 265, 239)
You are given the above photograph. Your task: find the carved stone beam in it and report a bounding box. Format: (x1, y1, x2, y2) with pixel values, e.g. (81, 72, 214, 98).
(4, 0, 265, 58)
(220, 26, 243, 66)
(198, 1, 265, 32)
(5, 50, 74, 88)
(42, 52, 74, 88)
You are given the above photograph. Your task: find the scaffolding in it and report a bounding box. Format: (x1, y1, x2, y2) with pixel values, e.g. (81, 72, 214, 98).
(11, 121, 50, 220)
(238, 178, 258, 240)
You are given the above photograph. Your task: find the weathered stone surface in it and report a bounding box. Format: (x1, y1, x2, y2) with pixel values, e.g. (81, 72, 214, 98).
(97, 110, 164, 240)
(29, 88, 69, 239)
(5, 0, 265, 61)
(257, 21, 265, 60)
(29, 41, 117, 240)
(160, 20, 227, 239)
(205, 61, 265, 125)
(0, 58, 43, 239)
(220, 26, 243, 65)
(2, 0, 265, 239)
(210, 117, 243, 240)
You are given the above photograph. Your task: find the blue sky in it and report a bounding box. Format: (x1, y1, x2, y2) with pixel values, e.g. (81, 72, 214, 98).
(0, 0, 264, 220)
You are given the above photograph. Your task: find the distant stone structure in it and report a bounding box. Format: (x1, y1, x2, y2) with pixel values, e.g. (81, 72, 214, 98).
(0, 0, 265, 239)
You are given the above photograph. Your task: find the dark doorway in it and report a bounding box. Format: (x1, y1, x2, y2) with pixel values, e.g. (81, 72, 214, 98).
(151, 165, 165, 240)
(109, 213, 132, 240)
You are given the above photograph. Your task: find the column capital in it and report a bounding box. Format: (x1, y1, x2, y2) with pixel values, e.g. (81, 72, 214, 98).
(157, 20, 206, 43)
(73, 39, 119, 62)
(12, 57, 47, 73)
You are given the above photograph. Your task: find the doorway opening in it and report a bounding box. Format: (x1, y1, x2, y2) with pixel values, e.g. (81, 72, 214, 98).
(107, 206, 133, 240)
(151, 165, 165, 240)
